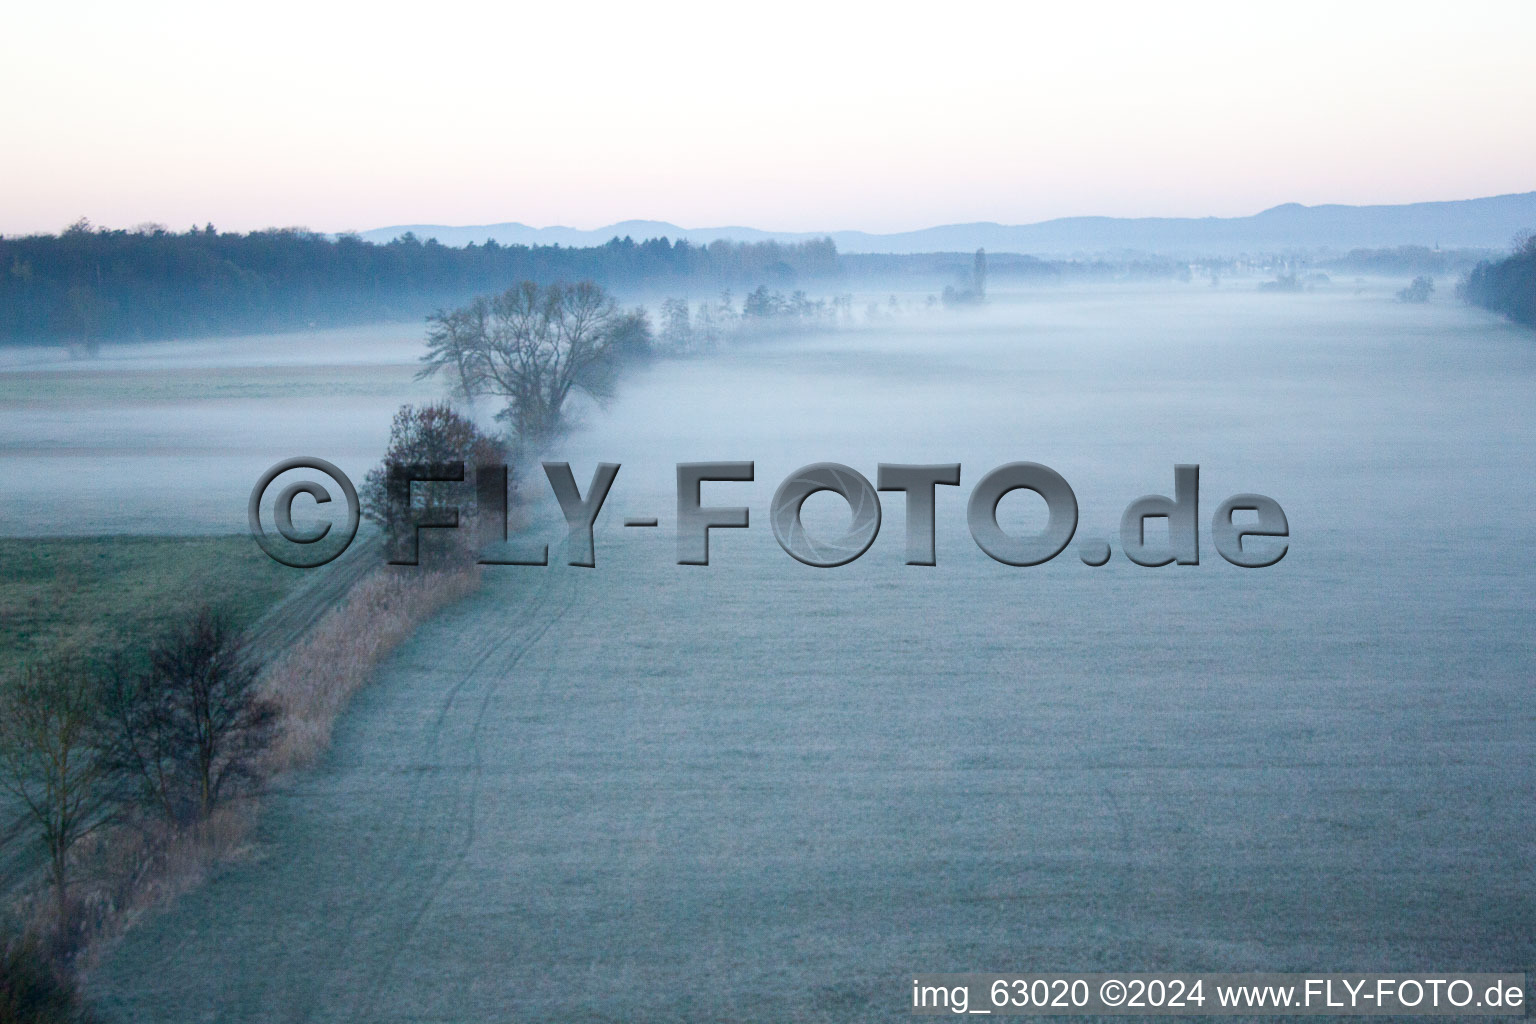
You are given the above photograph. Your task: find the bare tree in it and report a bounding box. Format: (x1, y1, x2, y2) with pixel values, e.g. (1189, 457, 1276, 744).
(418, 281, 634, 451)
(419, 297, 491, 402)
(0, 657, 116, 919)
(659, 297, 693, 352)
(162, 609, 273, 819)
(694, 301, 719, 349)
(102, 609, 274, 823)
(100, 650, 181, 825)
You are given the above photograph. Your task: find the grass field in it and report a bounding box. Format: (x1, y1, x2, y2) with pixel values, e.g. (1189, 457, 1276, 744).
(88, 287, 1536, 1022)
(0, 535, 308, 675)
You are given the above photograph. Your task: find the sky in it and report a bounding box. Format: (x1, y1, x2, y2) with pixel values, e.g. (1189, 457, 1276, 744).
(1, 0, 1533, 236)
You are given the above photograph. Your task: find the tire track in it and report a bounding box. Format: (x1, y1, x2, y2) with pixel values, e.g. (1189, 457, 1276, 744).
(248, 563, 567, 1024)
(352, 590, 596, 1020)
(301, 564, 586, 1021)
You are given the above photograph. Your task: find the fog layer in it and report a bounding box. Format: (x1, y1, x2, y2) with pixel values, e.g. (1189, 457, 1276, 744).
(71, 282, 1536, 1021)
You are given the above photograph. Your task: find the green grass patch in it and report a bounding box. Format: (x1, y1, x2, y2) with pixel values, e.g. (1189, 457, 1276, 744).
(0, 535, 307, 675)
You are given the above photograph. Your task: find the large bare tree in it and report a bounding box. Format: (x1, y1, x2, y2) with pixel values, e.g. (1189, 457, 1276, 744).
(418, 281, 634, 450)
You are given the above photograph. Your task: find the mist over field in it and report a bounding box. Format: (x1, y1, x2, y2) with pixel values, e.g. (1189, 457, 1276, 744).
(5, 0, 1536, 1018)
(5, 280, 1523, 1020)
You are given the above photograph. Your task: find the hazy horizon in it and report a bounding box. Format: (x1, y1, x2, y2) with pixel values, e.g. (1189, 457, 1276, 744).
(3, 188, 1532, 240)
(8, 189, 1534, 260)
(363, 189, 1536, 233)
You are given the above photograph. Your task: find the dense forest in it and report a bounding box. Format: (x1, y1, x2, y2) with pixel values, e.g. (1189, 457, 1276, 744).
(1463, 238, 1536, 327)
(0, 223, 840, 344)
(9, 220, 1530, 345)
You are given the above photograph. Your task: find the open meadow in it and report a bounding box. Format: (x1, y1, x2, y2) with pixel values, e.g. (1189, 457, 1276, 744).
(24, 280, 1529, 1021)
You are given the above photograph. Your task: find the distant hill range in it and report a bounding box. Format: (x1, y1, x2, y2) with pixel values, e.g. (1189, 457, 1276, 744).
(361, 191, 1536, 257)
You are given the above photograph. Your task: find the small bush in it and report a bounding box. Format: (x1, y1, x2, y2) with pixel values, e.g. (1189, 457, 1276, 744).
(0, 931, 89, 1024)
(359, 403, 505, 564)
(1397, 275, 1434, 303)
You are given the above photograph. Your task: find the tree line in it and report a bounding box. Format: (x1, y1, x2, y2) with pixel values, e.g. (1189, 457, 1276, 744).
(657, 288, 855, 353)
(0, 607, 271, 1018)
(0, 222, 840, 346)
(1462, 236, 1536, 328)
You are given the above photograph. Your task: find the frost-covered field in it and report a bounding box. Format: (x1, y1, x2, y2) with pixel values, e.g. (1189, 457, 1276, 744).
(0, 324, 436, 536)
(69, 283, 1536, 1021)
